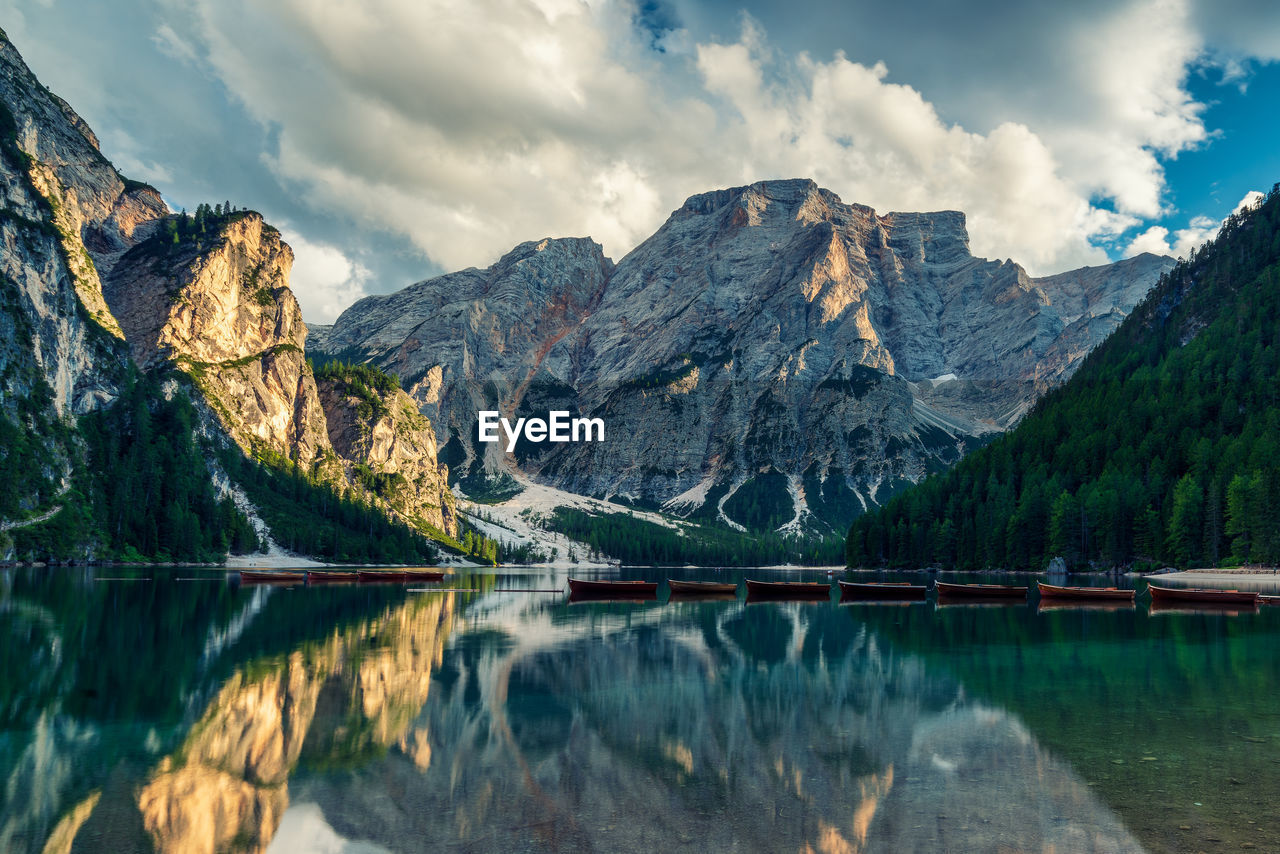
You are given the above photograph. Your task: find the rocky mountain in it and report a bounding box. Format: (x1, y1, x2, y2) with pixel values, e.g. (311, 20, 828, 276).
(318, 179, 1172, 534)
(0, 29, 456, 560)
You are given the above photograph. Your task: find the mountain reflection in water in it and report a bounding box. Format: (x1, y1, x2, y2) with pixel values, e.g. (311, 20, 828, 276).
(1, 571, 1148, 853)
(276, 596, 1143, 853)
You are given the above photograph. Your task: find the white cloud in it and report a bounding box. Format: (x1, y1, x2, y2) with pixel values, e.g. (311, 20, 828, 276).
(144, 0, 1237, 296)
(151, 23, 199, 65)
(285, 231, 373, 323)
(1125, 190, 1265, 258)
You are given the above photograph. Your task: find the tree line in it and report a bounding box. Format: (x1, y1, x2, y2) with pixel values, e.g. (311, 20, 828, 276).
(848, 184, 1280, 571)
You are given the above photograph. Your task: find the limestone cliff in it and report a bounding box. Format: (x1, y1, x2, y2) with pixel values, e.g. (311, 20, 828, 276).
(0, 28, 169, 536)
(103, 212, 333, 469)
(319, 179, 1174, 532)
(0, 27, 166, 420)
(316, 370, 458, 537)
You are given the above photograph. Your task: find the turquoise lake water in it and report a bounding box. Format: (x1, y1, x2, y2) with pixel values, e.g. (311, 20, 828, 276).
(2, 566, 1278, 853)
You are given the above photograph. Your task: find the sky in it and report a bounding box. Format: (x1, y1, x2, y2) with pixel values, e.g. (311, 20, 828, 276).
(1, 0, 1278, 323)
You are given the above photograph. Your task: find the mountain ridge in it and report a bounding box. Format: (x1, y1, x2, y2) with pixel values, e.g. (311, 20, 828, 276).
(317, 178, 1174, 534)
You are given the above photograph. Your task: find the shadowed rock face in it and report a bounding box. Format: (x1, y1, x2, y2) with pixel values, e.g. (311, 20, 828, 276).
(316, 375, 458, 537)
(0, 31, 167, 419)
(319, 179, 1173, 530)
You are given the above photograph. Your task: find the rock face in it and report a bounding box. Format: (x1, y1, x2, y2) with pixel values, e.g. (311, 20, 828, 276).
(0, 29, 458, 549)
(320, 179, 1174, 531)
(322, 237, 612, 492)
(103, 213, 333, 468)
(0, 29, 166, 419)
(316, 372, 457, 535)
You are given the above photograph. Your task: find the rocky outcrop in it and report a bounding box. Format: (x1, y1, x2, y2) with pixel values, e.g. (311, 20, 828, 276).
(103, 213, 332, 469)
(320, 179, 1173, 532)
(317, 372, 458, 537)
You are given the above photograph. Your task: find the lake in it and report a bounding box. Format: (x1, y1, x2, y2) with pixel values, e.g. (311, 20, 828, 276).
(2, 566, 1278, 853)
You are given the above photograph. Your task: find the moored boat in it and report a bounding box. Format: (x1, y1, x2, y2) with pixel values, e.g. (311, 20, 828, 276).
(306, 570, 359, 583)
(1145, 583, 1258, 605)
(668, 579, 739, 595)
(838, 580, 927, 601)
(358, 570, 408, 583)
(402, 568, 447, 581)
(744, 579, 831, 600)
(567, 578, 659, 597)
(238, 570, 304, 584)
(1260, 594, 1280, 606)
(1037, 581, 1135, 602)
(935, 581, 1027, 598)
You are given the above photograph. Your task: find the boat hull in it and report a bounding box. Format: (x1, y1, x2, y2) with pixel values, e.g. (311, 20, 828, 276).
(306, 571, 359, 583)
(1146, 583, 1258, 605)
(838, 581, 927, 601)
(745, 579, 831, 600)
(1037, 582, 1135, 601)
(935, 581, 1027, 598)
(567, 578, 659, 597)
(238, 570, 304, 584)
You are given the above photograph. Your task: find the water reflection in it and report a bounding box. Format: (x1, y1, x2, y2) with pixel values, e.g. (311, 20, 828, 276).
(17, 568, 1280, 852)
(276, 595, 1143, 853)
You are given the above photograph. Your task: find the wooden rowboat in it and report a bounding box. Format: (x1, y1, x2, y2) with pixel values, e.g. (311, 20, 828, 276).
(1146, 583, 1258, 605)
(838, 581, 927, 601)
(358, 570, 408, 583)
(238, 570, 304, 584)
(744, 579, 831, 600)
(567, 578, 659, 597)
(402, 569, 446, 581)
(1037, 581, 1135, 601)
(935, 581, 1027, 598)
(668, 579, 739, 595)
(306, 570, 359, 583)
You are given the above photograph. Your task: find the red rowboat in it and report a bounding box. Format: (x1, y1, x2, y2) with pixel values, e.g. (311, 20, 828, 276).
(1037, 582, 1135, 601)
(744, 579, 831, 600)
(567, 578, 659, 597)
(306, 570, 359, 583)
(238, 570, 304, 584)
(838, 581, 927, 601)
(935, 581, 1027, 598)
(1145, 583, 1258, 605)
